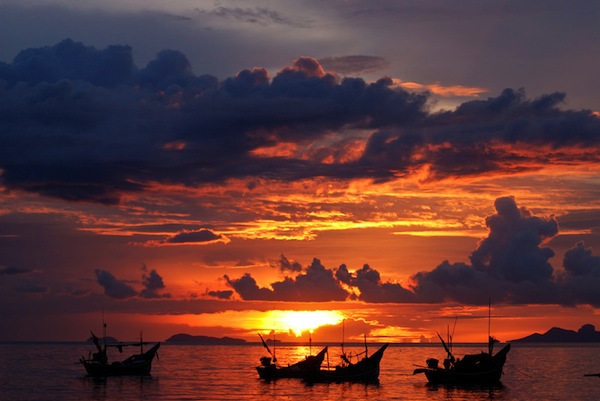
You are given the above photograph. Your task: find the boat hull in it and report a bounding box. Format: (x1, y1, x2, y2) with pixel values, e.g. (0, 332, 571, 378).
(416, 343, 510, 385)
(305, 343, 389, 383)
(81, 342, 160, 377)
(256, 347, 327, 381)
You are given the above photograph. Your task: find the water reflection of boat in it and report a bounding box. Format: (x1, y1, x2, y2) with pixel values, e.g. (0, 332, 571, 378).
(79, 331, 160, 377)
(304, 342, 389, 383)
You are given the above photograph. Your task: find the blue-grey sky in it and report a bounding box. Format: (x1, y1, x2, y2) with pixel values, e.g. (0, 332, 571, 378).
(2, 0, 599, 109)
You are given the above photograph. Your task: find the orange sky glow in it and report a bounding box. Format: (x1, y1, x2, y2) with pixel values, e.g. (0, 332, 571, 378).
(3, 161, 600, 343)
(1, 35, 600, 345)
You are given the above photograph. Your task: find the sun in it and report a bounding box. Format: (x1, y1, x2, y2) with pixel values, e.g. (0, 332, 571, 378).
(263, 310, 345, 337)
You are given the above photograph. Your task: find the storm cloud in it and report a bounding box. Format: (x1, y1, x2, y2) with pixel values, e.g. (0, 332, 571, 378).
(1, 40, 598, 206)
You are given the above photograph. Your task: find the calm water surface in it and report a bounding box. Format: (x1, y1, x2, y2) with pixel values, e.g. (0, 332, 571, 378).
(1, 342, 599, 400)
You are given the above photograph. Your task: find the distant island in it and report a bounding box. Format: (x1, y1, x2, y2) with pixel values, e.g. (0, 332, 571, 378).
(511, 324, 600, 342)
(165, 333, 247, 345)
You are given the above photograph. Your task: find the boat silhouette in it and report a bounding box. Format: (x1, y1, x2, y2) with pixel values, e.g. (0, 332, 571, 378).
(413, 337, 510, 385)
(304, 342, 389, 383)
(413, 300, 510, 385)
(79, 330, 160, 377)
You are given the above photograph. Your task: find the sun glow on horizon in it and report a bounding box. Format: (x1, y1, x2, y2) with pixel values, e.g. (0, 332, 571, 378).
(262, 310, 345, 337)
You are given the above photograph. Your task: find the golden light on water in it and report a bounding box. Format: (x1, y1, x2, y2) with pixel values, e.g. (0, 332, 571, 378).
(262, 310, 345, 337)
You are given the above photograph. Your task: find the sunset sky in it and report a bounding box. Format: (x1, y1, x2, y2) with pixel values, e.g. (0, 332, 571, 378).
(1, 0, 600, 344)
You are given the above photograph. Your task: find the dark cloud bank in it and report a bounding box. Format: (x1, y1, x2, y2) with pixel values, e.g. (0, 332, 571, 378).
(225, 196, 600, 307)
(1, 39, 599, 204)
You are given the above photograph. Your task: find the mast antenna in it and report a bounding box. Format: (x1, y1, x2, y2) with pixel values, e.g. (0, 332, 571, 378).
(341, 319, 346, 356)
(488, 298, 493, 355)
(102, 308, 107, 352)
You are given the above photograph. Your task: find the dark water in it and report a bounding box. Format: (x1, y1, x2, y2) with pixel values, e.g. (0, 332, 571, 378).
(1, 342, 599, 400)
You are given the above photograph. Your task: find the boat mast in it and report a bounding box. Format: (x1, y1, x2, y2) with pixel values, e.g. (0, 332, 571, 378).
(341, 319, 345, 357)
(447, 324, 450, 356)
(272, 331, 276, 363)
(488, 298, 493, 355)
(102, 308, 107, 353)
(451, 316, 457, 355)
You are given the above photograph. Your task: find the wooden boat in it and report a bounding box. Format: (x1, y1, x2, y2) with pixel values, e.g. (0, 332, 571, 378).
(413, 338, 510, 385)
(304, 342, 389, 383)
(80, 331, 160, 377)
(256, 345, 328, 380)
(413, 300, 510, 385)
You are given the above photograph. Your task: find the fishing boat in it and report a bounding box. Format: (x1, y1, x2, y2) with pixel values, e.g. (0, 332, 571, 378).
(256, 346, 328, 380)
(80, 331, 160, 377)
(413, 337, 510, 385)
(304, 342, 390, 383)
(256, 333, 327, 381)
(413, 300, 510, 385)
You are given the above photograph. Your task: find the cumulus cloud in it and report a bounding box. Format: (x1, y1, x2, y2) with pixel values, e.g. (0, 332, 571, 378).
(274, 254, 303, 273)
(336, 264, 414, 303)
(223, 273, 275, 301)
(140, 265, 170, 299)
(411, 196, 562, 304)
(560, 241, 600, 306)
(225, 258, 349, 302)
(223, 197, 600, 306)
(470, 196, 558, 283)
(563, 241, 600, 277)
(95, 269, 137, 299)
(95, 266, 170, 299)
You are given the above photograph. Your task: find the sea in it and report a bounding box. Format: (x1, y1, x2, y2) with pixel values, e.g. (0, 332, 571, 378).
(1, 342, 599, 401)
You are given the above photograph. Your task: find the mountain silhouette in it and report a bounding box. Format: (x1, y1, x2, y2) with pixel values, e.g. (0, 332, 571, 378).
(511, 324, 600, 342)
(165, 333, 247, 345)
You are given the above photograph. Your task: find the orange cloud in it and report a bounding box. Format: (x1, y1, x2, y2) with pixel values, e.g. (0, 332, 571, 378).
(163, 141, 187, 150)
(280, 56, 328, 78)
(250, 142, 298, 158)
(392, 78, 488, 97)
